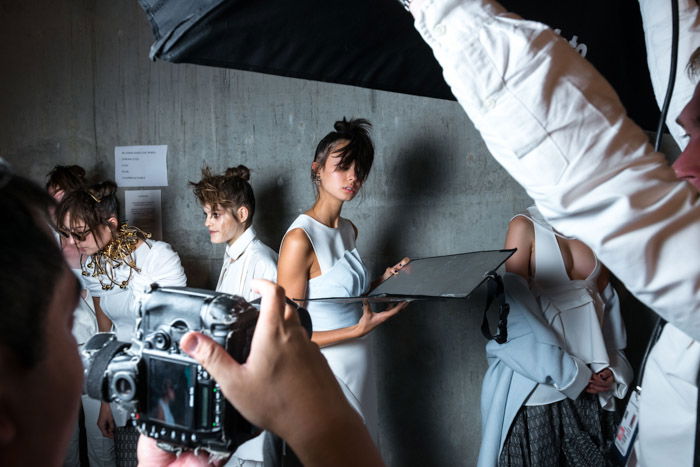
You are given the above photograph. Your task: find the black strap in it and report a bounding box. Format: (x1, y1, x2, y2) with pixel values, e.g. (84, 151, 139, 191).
(480, 271, 509, 344)
(85, 339, 130, 401)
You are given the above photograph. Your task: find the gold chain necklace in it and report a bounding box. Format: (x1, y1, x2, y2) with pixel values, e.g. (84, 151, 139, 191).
(82, 224, 152, 290)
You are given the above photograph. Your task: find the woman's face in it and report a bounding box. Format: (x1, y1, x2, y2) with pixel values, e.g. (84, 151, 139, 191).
(202, 203, 246, 245)
(61, 212, 112, 256)
(316, 140, 362, 202)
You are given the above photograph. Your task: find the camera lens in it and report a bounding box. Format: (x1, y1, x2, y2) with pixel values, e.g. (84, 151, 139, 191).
(112, 371, 136, 401)
(154, 332, 170, 350)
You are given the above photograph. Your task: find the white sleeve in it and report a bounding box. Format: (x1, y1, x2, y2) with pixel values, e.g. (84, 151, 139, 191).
(638, 0, 700, 148)
(132, 241, 187, 300)
(411, 0, 700, 341)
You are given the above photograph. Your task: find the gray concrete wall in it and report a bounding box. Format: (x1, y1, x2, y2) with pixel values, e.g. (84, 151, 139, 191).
(2, 1, 536, 465)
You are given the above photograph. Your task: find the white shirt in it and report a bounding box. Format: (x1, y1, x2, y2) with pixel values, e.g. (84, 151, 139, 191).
(217, 227, 277, 463)
(411, 0, 700, 464)
(216, 227, 277, 301)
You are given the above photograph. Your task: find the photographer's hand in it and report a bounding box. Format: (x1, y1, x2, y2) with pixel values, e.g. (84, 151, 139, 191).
(174, 279, 384, 467)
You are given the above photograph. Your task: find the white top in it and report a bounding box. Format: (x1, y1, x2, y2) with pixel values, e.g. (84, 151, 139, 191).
(286, 214, 369, 330)
(412, 0, 700, 464)
(85, 240, 187, 342)
(216, 227, 277, 301)
(71, 269, 98, 346)
(282, 215, 376, 439)
(518, 208, 631, 408)
(220, 227, 277, 463)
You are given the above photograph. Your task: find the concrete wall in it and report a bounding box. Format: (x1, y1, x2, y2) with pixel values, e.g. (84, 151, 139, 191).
(1, 1, 657, 466)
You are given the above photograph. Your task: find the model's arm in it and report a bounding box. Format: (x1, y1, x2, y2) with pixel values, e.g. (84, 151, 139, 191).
(92, 296, 112, 333)
(638, 0, 700, 147)
(278, 229, 407, 348)
(503, 216, 534, 281)
(409, 0, 700, 340)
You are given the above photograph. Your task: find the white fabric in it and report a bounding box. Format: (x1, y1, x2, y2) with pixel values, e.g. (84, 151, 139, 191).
(411, 0, 699, 464)
(411, 0, 700, 340)
(519, 212, 631, 409)
(283, 215, 375, 438)
(216, 227, 278, 301)
(85, 240, 186, 341)
(70, 269, 98, 346)
(65, 271, 115, 467)
(64, 395, 116, 467)
(217, 227, 277, 464)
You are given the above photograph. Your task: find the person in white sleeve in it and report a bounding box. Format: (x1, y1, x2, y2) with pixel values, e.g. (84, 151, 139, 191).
(402, 0, 700, 464)
(189, 165, 277, 467)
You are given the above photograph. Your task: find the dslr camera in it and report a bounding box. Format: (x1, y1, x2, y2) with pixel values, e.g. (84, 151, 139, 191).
(82, 284, 301, 455)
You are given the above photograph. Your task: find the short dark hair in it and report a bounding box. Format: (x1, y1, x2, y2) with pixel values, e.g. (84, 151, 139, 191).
(0, 164, 66, 367)
(312, 118, 374, 185)
(55, 180, 120, 240)
(45, 165, 86, 193)
(189, 165, 256, 228)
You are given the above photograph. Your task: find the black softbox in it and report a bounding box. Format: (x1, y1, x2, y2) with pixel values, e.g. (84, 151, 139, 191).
(137, 0, 659, 131)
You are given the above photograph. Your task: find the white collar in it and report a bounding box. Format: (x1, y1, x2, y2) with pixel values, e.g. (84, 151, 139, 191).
(224, 227, 256, 262)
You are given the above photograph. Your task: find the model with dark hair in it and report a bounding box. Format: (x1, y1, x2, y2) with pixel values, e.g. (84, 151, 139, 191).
(277, 118, 409, 445)
(56, 181, 186, 465)
(46, 165, 86, 201)
(190, 165, 277, 467)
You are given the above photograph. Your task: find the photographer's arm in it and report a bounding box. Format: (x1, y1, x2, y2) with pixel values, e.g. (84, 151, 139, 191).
(408, 0, 700, 340)
(138, 280, 384, 467)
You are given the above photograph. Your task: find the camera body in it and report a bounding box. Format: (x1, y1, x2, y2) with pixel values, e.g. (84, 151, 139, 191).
(82, 284, 260, 455)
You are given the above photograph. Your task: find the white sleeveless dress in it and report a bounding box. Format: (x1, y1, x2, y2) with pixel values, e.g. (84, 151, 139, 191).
(284, 214, 376, 436)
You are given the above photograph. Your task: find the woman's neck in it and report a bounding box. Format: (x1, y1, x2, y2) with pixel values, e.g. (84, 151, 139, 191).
(306, 196, 343, 228)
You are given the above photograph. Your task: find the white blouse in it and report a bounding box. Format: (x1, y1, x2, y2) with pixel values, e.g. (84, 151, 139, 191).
(216, 227, 278, 301)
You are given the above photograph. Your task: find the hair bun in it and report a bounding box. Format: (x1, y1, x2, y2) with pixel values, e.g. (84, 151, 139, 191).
(225, 165, 251, 182)
(88, 180, 118, 200)
(334, 117, 371, 135)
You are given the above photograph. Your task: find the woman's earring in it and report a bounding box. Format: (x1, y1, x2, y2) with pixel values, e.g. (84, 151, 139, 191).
(313, 173, 321, 184)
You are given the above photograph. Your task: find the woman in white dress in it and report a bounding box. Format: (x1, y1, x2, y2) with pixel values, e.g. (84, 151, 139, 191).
(56, 181, 186, 466)
(278, 118, 409, 448)
(190, 165, 277, 467)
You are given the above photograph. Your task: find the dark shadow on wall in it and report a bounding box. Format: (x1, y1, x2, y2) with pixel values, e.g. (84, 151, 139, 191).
(254, 177, 291, 253)
(366, 138, 453, 276)
(369, 140, 487, 465)
(376, 290, 489, 466)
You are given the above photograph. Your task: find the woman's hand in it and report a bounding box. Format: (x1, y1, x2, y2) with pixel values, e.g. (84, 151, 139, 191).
(585, 368, 615, 394)
(354, 301, 410, 337)
(372, 257, 410, 290)
(97, 402, 116, 438)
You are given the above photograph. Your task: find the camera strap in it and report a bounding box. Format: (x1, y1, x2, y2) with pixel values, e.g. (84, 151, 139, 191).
(480, 271, 509, 344)
(85, 339, 130, 400)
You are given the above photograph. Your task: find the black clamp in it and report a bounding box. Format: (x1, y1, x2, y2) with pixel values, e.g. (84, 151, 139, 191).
(480, 271, 509, 344)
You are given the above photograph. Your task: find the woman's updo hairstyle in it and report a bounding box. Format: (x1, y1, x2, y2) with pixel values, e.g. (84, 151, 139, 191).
(45, 165, 86, 194)
(190, 165, 255, 228)
(312, 118, 374, 184)
(56, 180, 120, 236)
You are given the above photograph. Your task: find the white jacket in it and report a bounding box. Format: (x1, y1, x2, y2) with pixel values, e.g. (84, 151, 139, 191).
(410, 0, 700, 464)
